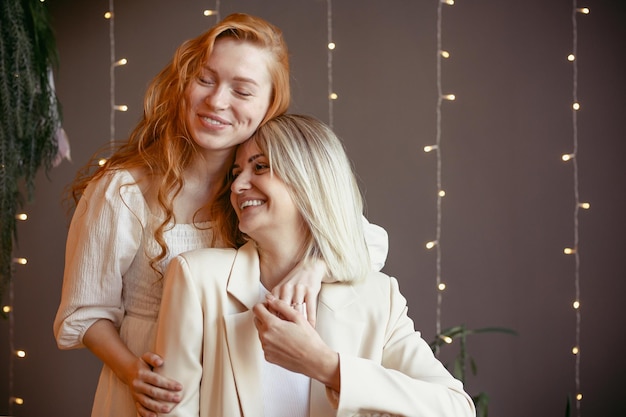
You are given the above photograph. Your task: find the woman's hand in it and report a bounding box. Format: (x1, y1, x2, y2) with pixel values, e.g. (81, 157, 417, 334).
(271, 259, 326, 327)
(82, 320, 182, 417)
(252, 294, 340, 392)
(128, 352, 183, 417)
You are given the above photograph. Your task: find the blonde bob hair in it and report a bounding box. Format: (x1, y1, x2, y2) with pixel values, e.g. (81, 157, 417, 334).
(239, 114, 371, 282)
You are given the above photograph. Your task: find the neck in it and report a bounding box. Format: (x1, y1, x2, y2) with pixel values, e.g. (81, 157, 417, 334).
(256, 231, 308, 291)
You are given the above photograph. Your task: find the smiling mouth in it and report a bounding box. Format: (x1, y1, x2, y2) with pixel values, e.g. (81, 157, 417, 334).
(202, 116, 228, 126)
(240, 200, 265, 210)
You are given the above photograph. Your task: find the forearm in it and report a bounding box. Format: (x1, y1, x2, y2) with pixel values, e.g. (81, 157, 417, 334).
(82, 319, 137, 385)
(307, 349, 341, 392)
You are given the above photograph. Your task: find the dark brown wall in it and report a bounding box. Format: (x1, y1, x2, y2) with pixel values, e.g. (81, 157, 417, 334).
(1, 0, 625, 415)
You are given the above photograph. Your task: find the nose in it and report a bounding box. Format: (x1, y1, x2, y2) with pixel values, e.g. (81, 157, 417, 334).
(206, 85, 229, 111)
(231, 169, 251, 195)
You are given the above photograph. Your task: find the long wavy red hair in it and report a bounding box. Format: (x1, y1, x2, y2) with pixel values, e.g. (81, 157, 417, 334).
(68, 13, 290, 273)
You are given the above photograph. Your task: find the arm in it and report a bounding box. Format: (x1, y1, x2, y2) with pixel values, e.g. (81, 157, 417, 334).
(83, 320, 182, 416)
(53, 171, 182, 416)
(332, 277, 475, 417)
(271, 216, 387, 326)
(253, 279, 475, 417)
(154, 255, 205, 417)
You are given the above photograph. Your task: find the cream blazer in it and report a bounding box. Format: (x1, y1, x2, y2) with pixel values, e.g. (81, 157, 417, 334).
(155, 241, 475, 417)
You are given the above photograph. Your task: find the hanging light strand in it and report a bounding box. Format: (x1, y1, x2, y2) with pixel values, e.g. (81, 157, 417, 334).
(566, 2, 590, 415)
(326, 0, 335, 129)
(428, 0, 456, 354)
(108, 0, 116, 150)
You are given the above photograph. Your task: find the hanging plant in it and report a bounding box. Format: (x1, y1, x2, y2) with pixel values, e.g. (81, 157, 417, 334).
(0, 0, 65, 305)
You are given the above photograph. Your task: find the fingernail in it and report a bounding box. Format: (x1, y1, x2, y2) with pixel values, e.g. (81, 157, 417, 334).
(265, 293, 276, 302)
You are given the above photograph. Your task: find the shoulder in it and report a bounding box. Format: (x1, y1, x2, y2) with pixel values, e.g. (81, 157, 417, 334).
(320, 270, 399, 312)
(84, 169, 141, 199)
(173, 247, 240, 279)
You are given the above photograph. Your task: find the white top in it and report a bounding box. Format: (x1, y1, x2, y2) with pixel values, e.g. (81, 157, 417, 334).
(259, 285, 311, 417)
(53, 169, 216, 416)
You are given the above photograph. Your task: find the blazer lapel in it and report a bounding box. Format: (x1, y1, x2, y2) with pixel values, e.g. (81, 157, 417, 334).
(225, 310, 264, 417)
(224, 242, 264, 417)
(309, 282, 365, 417)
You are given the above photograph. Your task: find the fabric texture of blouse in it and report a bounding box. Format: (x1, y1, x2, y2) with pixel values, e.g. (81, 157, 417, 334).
(53, 170, 216, 417)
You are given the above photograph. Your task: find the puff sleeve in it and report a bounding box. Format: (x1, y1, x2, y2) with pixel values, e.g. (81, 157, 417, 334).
(53, 170, 146, 349)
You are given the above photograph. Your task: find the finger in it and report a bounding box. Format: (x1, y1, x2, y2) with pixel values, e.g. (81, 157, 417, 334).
(252, 302, 275, 324)
(141, 351, 164, 368)
(266, 295, 300, 322)
(305, 299, 317, 328)
(272, 281, 294, 303)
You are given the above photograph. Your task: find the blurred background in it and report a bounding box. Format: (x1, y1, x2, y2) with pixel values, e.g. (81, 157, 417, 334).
(1, 0, 625, 415)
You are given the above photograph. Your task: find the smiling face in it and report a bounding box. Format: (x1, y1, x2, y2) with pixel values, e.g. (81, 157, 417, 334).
(230, 140, 306, 245)
(186, 37, 273, 154)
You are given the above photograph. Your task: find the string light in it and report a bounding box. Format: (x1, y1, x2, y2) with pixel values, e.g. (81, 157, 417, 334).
(9, 397, 24, 405)
(427, 0, 457, 352)
(12, 258, 27, 265)
(15, 213, 27, 221)
(203, 0, 221, 21)
(326, 0, 335, 128)
(567, 3, 590, 415)
(425, 240, 438, 250)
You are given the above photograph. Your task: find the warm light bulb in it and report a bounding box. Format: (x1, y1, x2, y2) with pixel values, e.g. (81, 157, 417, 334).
(440, 335, 453, 344)
(563, 248, 576, 255)
(579, 202, 590, 209)
(328, 42, 336, 50)
(114, 105, 128, 112)
(567, 54, 575, 62)
(576, 7, 590, 14)
(576, 393, 583, 401)
(98, 158, 108, 167)
(438, 283, 446, 291)
(440, 50, 450, 58)
(114, 58, 128, 66)
(426, 241, 437, 250)
(438, 190, 446, 197)
(442, 0, 454, 5)
(424, 145, 438, 153)
(203, 9, 217, 16)
(2, 305, 11, 313)
(11, 397, 24, 405)
(329, 93, 338, 100)
(573, 102, 581, 110)
(15, 213, 27, 220)
(572, 346, 579, 355)
(12, 257, 27, 265)
(442, 94, 456, 101)
(104, 11, 112, 19)
(561, 153, 575, 161)
(16, 350, 26, 358)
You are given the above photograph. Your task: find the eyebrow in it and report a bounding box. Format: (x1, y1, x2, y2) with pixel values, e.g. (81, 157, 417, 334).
(231, 153, 265, 171)
(202, 65, 261, 87)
